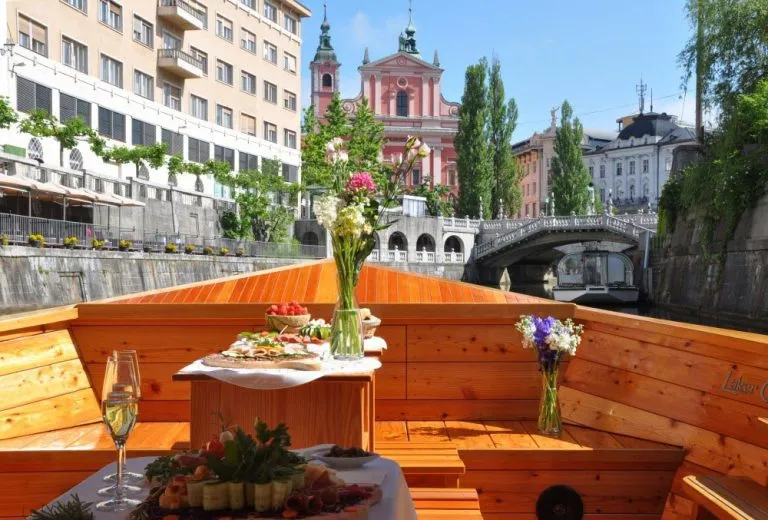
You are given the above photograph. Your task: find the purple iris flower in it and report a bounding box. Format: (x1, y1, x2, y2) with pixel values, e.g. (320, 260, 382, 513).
(533, 316, 557, 347)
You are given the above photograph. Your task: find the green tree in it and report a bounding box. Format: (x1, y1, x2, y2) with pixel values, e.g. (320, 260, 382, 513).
(19, 111, 97, 167)
(102, 143, 167, 178)
(679, 0, 768, 111)
(411, 179, 454, 216)
(213, 158, 299, 243)
(348, 97, 385, 173)
(551, 101, 591, 215)
(0, 97, 18, 129)
(454, 59, 491, 218)
(300, 94, 351, 188)
(486, 57, 521, 219)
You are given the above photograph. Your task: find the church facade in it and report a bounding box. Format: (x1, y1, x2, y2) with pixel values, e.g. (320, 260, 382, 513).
(309, 7, 461, 196)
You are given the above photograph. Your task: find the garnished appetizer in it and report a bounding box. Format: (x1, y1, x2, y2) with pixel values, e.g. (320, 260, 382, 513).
(130, 419, 382, 519)
(202, 333, 322, 370)
(299, 319, 332, 342)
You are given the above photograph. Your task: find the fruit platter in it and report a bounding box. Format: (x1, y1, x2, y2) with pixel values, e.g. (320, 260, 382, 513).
(266, 302, 312, 333)
(129, 420, 382, 519)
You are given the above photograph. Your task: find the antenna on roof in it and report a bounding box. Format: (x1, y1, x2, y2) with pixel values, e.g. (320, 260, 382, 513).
(636, 75, 647, 115)
(408, 0, 413, 25)
(650, 88, 653, 112)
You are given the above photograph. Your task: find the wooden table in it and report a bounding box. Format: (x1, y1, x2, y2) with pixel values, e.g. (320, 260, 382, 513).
(683, 475, 768, 520)
(173, 369, 377, 452)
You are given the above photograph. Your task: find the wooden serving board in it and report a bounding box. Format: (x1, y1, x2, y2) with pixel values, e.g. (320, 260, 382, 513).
(201, 353, 323, 371)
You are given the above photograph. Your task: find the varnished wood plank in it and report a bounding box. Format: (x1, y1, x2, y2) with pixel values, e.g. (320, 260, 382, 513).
(484, 421, 538, 449)
(520, 421, 581, 449)
(459, 448, 685, 471)
(407, 421, 451, 443)
(683, 475, 768, 520)
(610, 433, 679, 450)
(315, 262, 338, 302)
(0, 359, 92, 412)
(375, 399, 539, 421)
(0, 306, 77, 334)
(0, 326, 44, 342)
(303, 264, 322, 302)
(137, 400, 190, 422)
(0, 471, 93, 516)
(564, 425, 624, 449)
(565, 355, 768, 449)
(377, 325, 406, 362)
(407, 325, 529, 362)
(0, 330, 78, 377)
(560, 387, 768, 485)
(0, 389, 101, 440)
(663, 493, 697, 520)
(374, 421, 409, 442)
(444, 421, 496, 449)
(88, 362, 190, 401)
(376, 362, 406, 399)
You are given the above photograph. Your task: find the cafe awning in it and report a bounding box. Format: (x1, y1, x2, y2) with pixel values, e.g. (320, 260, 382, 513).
(0, 173, 35, 192)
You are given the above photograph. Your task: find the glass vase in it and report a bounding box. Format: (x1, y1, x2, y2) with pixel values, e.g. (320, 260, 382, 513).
(538, 369, 562, 436)
(330, 268, 364, 360)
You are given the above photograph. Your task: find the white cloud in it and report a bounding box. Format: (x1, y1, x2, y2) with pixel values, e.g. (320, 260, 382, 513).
(345, 10, 408, 57)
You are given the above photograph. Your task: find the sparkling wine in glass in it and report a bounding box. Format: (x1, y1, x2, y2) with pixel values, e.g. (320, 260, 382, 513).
(104, 350, 144, 485)
(96, 356, 142, 512)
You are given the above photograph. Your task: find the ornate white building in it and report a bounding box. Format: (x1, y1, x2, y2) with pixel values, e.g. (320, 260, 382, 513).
(584, 111, 695, 209)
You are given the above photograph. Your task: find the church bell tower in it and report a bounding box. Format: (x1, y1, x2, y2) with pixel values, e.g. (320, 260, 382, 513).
(309, 2, 340, 119)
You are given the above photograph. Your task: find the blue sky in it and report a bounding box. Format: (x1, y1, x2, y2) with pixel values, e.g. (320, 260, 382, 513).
(299, 0, 699, 141)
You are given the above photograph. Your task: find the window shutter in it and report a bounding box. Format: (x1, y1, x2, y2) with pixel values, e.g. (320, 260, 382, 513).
(35, 84, 52, 114)
(77, 100, 91, 127)
(16, 77, 35, 114)
(113, 112, 126, 142)
(131, 119, 143, 145)
(144, 122, 155, 146)
(200, 140, 210, 162)
(60, 93, 76, 122)
(188, 137, 199, 162)
(98, 107, 111, 137)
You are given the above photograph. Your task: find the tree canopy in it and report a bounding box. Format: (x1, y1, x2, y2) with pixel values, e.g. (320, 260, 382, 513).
(550, 101, 591, 215)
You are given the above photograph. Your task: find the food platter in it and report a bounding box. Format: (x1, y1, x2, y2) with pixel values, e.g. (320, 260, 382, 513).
(201, 332, 323, 371)
(315, 446, 380, 470)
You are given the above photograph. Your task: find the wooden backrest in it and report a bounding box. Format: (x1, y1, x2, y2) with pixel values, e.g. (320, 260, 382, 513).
(71, 302, 574, 422)
(0, 307, 101, 440)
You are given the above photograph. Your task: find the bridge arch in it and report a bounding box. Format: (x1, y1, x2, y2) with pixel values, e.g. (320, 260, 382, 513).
(416, 233, 436, 252)
(388, 232, 408, 251)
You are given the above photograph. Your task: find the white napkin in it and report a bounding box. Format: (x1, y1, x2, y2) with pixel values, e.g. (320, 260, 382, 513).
(337, 469, 388, 486)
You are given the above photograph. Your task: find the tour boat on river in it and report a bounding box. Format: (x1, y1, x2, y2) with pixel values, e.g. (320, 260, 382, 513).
(553, 250, 640, 304)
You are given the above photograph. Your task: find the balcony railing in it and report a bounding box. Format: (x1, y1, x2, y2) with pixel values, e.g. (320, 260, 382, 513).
(158, 0, 207, 30)
(157, 48, 205, 78)
(366, 248, 465, 264)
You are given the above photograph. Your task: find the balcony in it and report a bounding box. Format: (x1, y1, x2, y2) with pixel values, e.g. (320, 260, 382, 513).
(157, 48, 205, 79)
(157, 0, 207, 30)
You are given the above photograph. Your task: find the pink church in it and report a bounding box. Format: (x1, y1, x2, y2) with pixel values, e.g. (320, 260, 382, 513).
(309, 5, 461, 197)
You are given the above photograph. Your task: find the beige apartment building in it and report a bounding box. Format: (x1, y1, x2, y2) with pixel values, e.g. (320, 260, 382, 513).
(0, 0, 310, 200)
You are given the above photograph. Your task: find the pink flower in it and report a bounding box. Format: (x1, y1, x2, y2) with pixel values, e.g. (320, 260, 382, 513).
(345, 172, 377, 193)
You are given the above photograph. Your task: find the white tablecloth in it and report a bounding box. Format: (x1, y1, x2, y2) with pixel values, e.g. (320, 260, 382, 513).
(38, 452, 417, 520)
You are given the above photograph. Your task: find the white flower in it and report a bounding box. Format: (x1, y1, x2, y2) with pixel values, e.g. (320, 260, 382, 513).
(406, 136, 422, 149)
(331, 137, 344, 148)
(326, 141, 337, 154)
(315, 195, 340, 230)
(337, 151, 349, 163)
(335, 204, 367, 237)
(417, 143, 431, 158)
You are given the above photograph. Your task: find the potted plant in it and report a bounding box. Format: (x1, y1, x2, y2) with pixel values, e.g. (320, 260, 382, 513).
(92, 238, 106, 250)
(1, 234, 10, 247)
(185, 244, 196, 254)
(235, 247, 245, 257)
(63, 236, 78, 249)
(119, 239, 132, 251)
(165, 243, 178, 254)
(27, 234, 44, 248)
(219, 247, 229, 256)
(203, 246, 214, 256)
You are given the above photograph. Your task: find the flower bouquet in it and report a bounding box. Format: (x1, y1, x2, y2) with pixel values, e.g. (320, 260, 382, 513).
(515, 315, 583, 435)
(316, 136, 430, 359)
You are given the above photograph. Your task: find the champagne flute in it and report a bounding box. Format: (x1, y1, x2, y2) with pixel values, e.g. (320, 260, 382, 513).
(104, 350, 143, 484)
(96, 356, 142, 511)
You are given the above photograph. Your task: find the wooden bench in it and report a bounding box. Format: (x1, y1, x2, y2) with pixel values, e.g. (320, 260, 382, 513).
(376, 441, 466, 488)
(683, 475, 768, 520)
(412, 487, 482, 519)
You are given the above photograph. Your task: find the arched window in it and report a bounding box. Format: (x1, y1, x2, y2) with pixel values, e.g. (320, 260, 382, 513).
(629, 184, 636, 200)
(27, 138, 43, 162)
(396, 90, 409, 117)
(444, 235, 463, 254)
(301, 231, 319, 246)
(195, 176, 204, 193)
(322, 73, 333, 88)
(69, 148, 83, 170)
(416, 234, 435, 252)
(138, 164, 150, 180)
(168, 172, 178, 187)
(388, 232, 407, 251)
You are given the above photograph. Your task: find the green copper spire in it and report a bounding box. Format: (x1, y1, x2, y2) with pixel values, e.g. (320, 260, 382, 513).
(314, 1, 337, 63)
(398, 0, 420, 57)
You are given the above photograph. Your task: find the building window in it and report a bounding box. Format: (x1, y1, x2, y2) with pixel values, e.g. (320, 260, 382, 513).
(263, 121, 277, 143)
(263, 41, 277, 64)
(63, 0, 87, 13)
(241, 28, 257, 53)
(61, 36, 87, 73)
(190, 95, 208, 120)
(100, 54, 123, 87)
(629, 160, 636, 175)
(411, 168, 421, 185)
(190, 47, 208, 75)
(284, 129, 297, 149)
(396, 90, 409, 117)
(282, 163, 298, 183)
(60, 93, 91, 126)
(17, 78, 52, 115)
(194, 177, 204, 193)
(161, 128, 183, 156)
(133, 15, 153, 47)
(162, 82, 182, 111)
(162, 31, 180, 50)
(216, 104, 233, 129)
(600, 188, 605, 202)
(131, 118, 156, 146)
(241, 0, 256, 9)
(665, 157, 672, 173)
(616, 162, 623, 176)
(216, 15, 233, 41)
(133, 70, 154, 100)
(98, 107, 126, 141)
(188, 137, 210, 164)
(448, 168, 457, 186)
(588, 166, 594, 177)
(284, 13, 298, 34)
(283, 52, 297, 73)
(283, 90, 297, 111)
(18, 14, 48, 56)
(239, 151, 259, 171)
(27, 137, 43, 162)
(264, 2, 277, 23)
(322, 74, 333, 88)
(98, 0, 122, 31)
(240, 113, 256, 136)
(214, 145, 235, 169)
(241, 71, 257, 95)
(599, 164, 606, 178)
(642, 159, 649, 173)
(69, 148, 84, 170)
(216, 59, 233, 85)
(264, 81, 277, 103)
